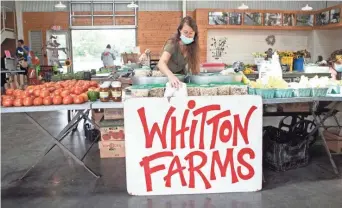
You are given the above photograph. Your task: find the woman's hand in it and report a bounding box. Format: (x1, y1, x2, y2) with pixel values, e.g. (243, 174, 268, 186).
(168, 73, 181, 88)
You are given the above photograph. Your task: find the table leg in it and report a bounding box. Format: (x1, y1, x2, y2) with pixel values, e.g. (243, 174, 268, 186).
(19, 111, 100, 180)
(312, 101, 339, 175)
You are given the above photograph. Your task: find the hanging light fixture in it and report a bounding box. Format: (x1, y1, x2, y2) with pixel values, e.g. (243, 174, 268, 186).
(127, 1, 138, 9)
(238, 3, 249, 10)
(55, 1, 66, 9)
(301, 4, 313, 11)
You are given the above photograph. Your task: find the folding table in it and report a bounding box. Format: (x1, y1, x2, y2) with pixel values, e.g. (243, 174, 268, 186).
(1, 103, 100, 179)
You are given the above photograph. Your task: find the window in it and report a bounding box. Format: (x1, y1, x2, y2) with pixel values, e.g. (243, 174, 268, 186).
(71, 29, 136, 72)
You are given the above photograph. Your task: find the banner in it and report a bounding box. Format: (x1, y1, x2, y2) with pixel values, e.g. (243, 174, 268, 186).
(124, 96, 263, 195)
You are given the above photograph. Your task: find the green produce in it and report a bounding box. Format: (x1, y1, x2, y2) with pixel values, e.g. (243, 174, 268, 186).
(87, 91, 99, 101)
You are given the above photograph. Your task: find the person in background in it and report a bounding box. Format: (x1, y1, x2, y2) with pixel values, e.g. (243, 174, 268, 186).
(1, 55, 7, 93)
(316, 55, 327, 66)
(157, 16, 200, 88)
(16, 39, 30, 63)
(16, 39, 30, 75)
(101, 44, 115, 68)
(139, 49, 151, 67)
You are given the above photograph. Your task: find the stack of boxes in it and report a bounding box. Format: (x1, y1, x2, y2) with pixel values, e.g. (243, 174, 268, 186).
(92, 108, 125, 158)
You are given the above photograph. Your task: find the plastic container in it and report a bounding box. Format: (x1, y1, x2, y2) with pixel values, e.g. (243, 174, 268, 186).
(148, 86, 165, 97)
(130, 85, 150, 97)
(248, 87, 255, 95)
(200, 85, 218, 96)
(275, 89, 293, 98)
(186, 84, 201, 96)
(134, 69, 151, 77)
(255, 88, 275, 99)
(293, 88, 312, 97)
(294, 58, 304, 72)
(214, 84, 231, 95)
(151, 70, 165, 77)
(230, 85, 248, 95)
(312, 88, 329, 97)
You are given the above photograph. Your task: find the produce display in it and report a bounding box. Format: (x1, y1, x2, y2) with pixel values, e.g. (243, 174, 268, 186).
(128, 83, 248, 98)
(1, 80, 99, 107)
(248, 76, 341, 98)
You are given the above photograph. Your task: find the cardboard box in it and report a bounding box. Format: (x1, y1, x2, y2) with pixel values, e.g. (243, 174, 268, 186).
(99, 119, 124, 141)
(280, 103, 310, 112)
(99, 140, 125, 158)
(104, 108, 124, 120)
(92, 109, 104, 122)
(324, 128, 342, 153)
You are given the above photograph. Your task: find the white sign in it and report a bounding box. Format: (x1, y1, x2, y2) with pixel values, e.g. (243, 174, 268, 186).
(124, 96, 263, 196)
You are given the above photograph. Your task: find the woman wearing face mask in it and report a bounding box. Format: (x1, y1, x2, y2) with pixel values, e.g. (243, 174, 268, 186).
(157, 16, 200, 88)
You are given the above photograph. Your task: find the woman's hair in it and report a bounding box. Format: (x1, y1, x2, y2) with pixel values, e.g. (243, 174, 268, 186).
(166, 16, 200, 74)
(106, 44, 111, 49)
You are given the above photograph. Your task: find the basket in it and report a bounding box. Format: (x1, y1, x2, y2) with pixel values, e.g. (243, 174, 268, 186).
(293, 88, 312, 97)
(248, 87, 255, 95)
(255, 88, 275, 99)
(312, 88, 328, 97)
(263, 126, 310, 172)
(275, 89, 293, 98)
(281, 57, 294, 71)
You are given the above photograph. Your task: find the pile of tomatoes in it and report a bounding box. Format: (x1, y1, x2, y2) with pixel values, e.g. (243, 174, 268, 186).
(1, 80, 99, 107)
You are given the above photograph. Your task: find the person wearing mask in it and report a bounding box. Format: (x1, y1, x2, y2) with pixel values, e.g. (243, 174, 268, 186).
(16, 39, 30, 75)
(157, 16, 200, 88)
(101, 44, 115, 68)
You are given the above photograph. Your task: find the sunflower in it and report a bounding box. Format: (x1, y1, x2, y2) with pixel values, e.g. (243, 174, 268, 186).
(65, 58, 72, 67)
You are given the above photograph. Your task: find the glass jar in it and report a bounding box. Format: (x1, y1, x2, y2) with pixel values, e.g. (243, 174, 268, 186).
(111, 81, 122, 102)
(99, 83, 111, 102)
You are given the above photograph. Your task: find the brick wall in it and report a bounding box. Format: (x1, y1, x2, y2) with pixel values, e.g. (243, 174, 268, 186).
(137, 11, 194, 58)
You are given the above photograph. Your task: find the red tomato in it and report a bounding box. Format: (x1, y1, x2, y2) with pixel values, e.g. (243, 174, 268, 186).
(13, 98, 23, 107)
(90, 81, 98, 87)
(60, 90, 70, 98)
(74, 87, 83, 95)
(23, 97, 33, 106)
(27, 87, 35, 95)
(40, 90, 50, 98)
(43, 97, 52, 105)
(73, 95, 84, 104)
(14, 90, 23, 98)
(33, 97, 43, 106)
(52, 96, 63, 105)
(5, 89, 14, 95)
(63, 95, 73, 105)
(2, 98, 13, 107)
(53, 89, 62, 96)
(48, 87, 56, 93)
(33, 89, 41, 97)
(81, 93, 89, 102)
(24, 90, 32, 97)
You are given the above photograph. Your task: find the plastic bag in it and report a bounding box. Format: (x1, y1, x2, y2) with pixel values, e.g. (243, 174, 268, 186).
(164, 82, 188, 97)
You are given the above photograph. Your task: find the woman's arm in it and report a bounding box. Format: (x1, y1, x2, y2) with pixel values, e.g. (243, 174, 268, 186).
(158, 51, 181, 88)
(157, 51, 173, 77)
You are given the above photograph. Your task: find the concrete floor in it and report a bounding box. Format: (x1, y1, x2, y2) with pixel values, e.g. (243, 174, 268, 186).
(1, 111, 342, 208)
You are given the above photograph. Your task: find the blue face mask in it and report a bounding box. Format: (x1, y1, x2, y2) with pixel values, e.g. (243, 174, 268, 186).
(180, 34, 194, 45)
(335, 63, 342, 72)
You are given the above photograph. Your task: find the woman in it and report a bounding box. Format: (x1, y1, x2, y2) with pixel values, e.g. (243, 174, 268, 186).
(157, 16, 200, 88)
(101, 44, 115, 68)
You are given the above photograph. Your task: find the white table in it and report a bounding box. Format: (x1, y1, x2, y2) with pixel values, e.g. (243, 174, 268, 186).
(1, 103, 100, 180)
